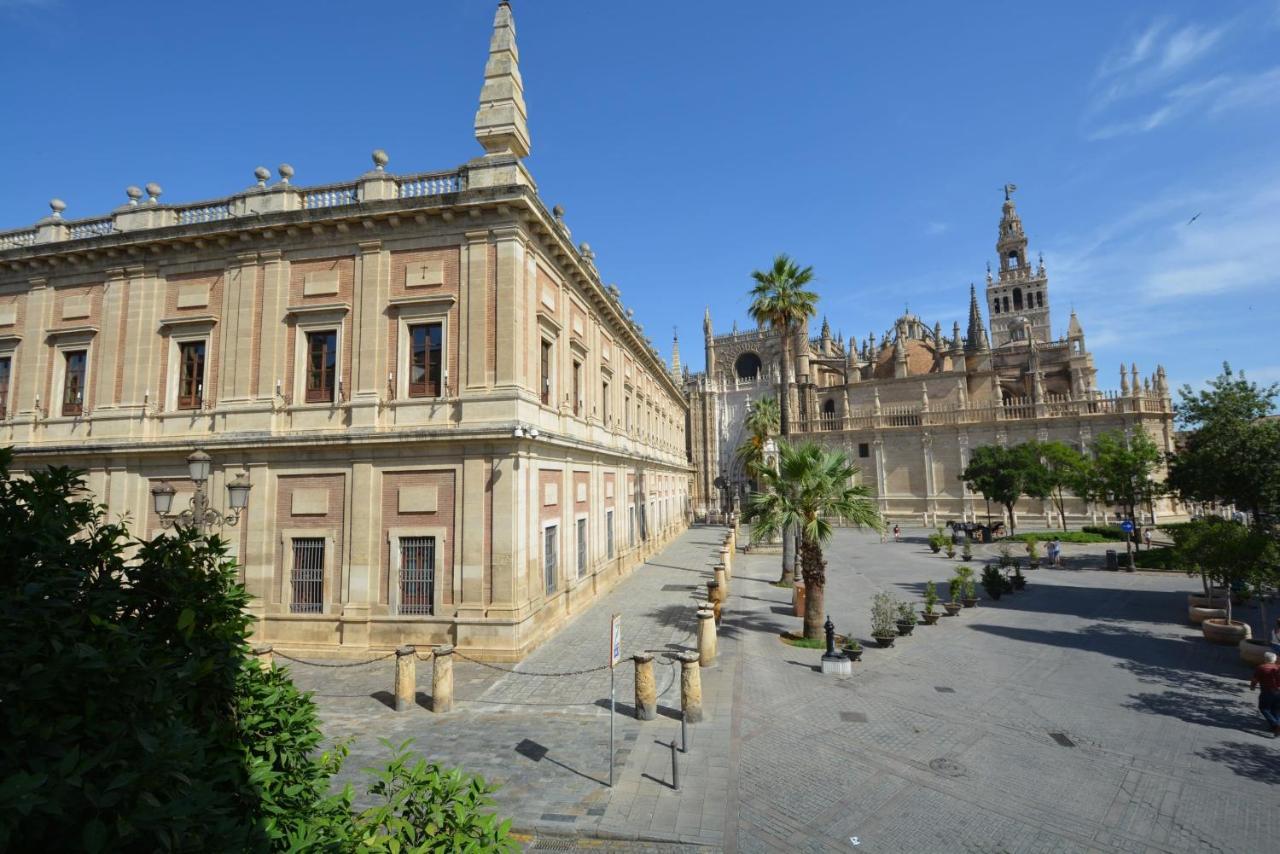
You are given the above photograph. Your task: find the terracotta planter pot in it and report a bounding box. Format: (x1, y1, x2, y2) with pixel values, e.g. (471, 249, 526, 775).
(1240, 638, 1270, 666)
(872, 635, 896, 648)
(1187, 594, 1228, 609)
(943, 602, 962, 616)
(921, 612, 940, 625)
(962, 597, 978, 608)
(1201, 618, 1251, 645)
(1188, 605, 1227, 625)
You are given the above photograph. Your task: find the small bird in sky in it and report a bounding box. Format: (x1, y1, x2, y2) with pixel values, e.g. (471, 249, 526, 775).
(1187, 212, 1201, 225)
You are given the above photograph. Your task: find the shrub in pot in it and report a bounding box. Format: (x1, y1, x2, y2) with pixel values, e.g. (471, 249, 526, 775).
(943, 579, 963, 615)
(1239, 638, 1269, 666)
(928, 529, 947, 554)
(945, 541, 957, 559)
(871, 592, 897, 647)
(1012, 565, 1026, 591)
(961, 538, 974, 562)
(842, 639, 863, 662)
(895, 600, 917, 636)
(1201, 618, 1251, 645)
(921, 581, 941, 624)
(1026, 537, 1041, 569)
(955, 565, 979, 606)
(981, 565, 1008, 600)
(996, 544, 1015, 569)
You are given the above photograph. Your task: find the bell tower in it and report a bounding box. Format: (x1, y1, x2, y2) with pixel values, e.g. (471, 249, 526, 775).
(986, 184, 1051, 347)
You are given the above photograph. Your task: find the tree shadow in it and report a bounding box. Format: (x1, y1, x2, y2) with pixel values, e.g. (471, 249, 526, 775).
(1193, 740, 1280, 783)
(1124, 690, 1259, 732)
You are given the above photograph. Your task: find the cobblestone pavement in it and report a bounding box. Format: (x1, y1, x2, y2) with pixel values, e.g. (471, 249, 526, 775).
(289, 526, 1279, 852)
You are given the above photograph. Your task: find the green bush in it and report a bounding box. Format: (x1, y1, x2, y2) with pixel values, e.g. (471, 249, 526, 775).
(1081, 525, 1129, 541)
(1008, 530, 1115, 544)
(0, 450, 514, 853)
(1133, 546, 1178, 570)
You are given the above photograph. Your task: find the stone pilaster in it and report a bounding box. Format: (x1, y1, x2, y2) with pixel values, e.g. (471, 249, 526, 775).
(463, 230, 489, 390)
(219, 252, 260, 402)
(255, 251, 288, 402)
(351, 240, 389, 424)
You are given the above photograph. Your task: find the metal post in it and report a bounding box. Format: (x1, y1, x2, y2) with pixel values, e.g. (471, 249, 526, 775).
(670, 739, 681, 791)
(681, 711, 688, 753)
(609, 663, 615, 787)
(192, 481, 208, 535)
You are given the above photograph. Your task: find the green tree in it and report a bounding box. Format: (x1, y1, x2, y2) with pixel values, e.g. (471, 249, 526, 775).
(1168, 363, 1280, 528)
(1033, 440, 1091, 529)
(748, 254, 819, 584)
(1169, 517, 1277, 626)
(747, 441, 882, 638)
(1083, 429, 1165, 564)
(959, 443, 1043, 534)
(735, 396, 781, 483)
(0, 450, 514, 853)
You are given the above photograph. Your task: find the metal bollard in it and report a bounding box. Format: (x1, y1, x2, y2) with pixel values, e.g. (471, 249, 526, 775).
(681, 712, 689, 753)
(670, 738, 681, 790)
(394, 646, 416, 712)
(432, 644, 455, 713)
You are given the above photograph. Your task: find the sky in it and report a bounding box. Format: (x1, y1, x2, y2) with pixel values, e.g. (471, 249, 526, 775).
(2, 0, 1278, 396)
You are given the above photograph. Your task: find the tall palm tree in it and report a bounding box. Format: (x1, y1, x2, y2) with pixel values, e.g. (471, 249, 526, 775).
(747, 441, 882, 639)
(735, 396, 780, 484)
(748, 254, 818, 584)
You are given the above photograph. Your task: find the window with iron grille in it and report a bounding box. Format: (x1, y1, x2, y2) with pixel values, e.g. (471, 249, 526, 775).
(62, 350, 87, 416)
(398, 536, 435, 615)
(407, 323, 443, 398)
(305, 330, 337, 403)
(572, 360, 582, 416)
(177, 341, 206, 410)
(290, 537, 325, 613)
(628, 506, 636, 547)
(0, 355, 10, 418)
(601, 378, 610, 423)
(606, 509, 614, 559)
(544, 525, 558, 594)
(576, 517, 587, 578)
(540, 339, 553, 405)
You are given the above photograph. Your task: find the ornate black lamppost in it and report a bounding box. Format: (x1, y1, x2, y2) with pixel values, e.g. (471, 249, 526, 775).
(150, 449, 252, 535)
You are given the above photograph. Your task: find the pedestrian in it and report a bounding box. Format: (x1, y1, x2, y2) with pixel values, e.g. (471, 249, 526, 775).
(1143, 527, 1153, 548)
(892, 524, 901, 543)
(1051, 538, 1062, 567)
(1270, 618, 1280, 656)
(1249, 651, 1280, 737)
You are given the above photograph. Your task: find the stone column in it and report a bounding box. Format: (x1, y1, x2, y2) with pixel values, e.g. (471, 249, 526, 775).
(706, 579, 721, 604)
(696, 609, 717, 667)
(632, 652, 656, 720)
(432, 645, 455, 713)
(714, 564, 728, 598)
(251, 644, 274, 669)
(395, 645, 416, 712)
(720, 541, 732, 577)
(678, 652, 704, 723)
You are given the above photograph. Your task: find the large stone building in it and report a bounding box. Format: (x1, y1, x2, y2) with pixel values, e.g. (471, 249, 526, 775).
(0, 2, 690, 659)
(687, 186, 1176, 527)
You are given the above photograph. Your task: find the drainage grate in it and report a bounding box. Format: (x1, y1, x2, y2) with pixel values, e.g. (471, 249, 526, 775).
(928, 757, 966, 778)
(539, 814, 578, 823)
(840, 711, 868, 722)
(532, 837, 577, 851)
(1049, 732, 1076, 747)
(934, 686, 956, 693)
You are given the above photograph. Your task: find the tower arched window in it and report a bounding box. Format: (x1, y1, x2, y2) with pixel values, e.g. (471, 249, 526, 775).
(992, 299, 999, 315)
(1036, 291, 1043, 308)
(1003, 296, 1010, 313)
(1008, 251, 1019, 268)
(1012, 288, 1023, 310)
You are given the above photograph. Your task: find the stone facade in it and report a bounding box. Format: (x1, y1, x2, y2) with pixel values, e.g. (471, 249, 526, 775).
(0, 2, 690, 660)
(686, 189, 1177, 527)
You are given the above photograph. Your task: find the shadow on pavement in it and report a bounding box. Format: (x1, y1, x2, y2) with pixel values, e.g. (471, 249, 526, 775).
(514, 738, 607, 786)
(1194, 740, 1280, 783)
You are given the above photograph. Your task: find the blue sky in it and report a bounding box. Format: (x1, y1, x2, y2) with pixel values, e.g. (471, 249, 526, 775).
(2, 0, 1278, 394)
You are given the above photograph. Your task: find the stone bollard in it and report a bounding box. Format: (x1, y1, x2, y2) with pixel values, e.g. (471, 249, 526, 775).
(720, 543, 733, 575)
(706, 579, 722, 605)
(714, 564, 728, 598)
(677, 652, 704, 723)
(251, 644, 274, 669)
(432, 645, 455, 713)
(697, 608, 718, 667)
(633, 653, 657, 720)
(394, 645, 416, 712)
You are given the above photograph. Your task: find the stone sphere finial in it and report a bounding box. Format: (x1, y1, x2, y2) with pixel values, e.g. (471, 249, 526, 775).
(552, 204, 565, 220)
(278, 163, 294, 184)
(144, 183, 162, 203)
(49, 198, 66, 218)
(125, 186, 143, 206)
(371, 149, 389, 171)
(579, 242, 593, 260)
(254, 166, 270, 187)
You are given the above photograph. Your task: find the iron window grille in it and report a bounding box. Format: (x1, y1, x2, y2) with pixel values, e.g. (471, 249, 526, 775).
(544, 525, 558, 594)
(0, 356, 10, 418)
(576, 517, 587, 578)
(290, 537, 325, 613)
(606, 510, 614, 559)
(398, 536, 436, 615)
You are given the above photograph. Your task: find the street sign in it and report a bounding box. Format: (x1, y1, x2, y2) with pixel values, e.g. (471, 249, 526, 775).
(1120, 520, 1134, 533)
(610, 614, 622, 668)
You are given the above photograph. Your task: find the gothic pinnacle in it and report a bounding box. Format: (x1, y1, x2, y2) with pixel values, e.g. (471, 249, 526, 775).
(474, 0, 531, 158)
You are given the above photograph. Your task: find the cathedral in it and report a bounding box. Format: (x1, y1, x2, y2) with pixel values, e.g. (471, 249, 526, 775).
(684, 188, 1177, 526)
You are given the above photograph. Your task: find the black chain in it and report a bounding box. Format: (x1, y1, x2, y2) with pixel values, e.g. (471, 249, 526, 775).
(452, 649, 612, 677)
(274, 649, 398, 668)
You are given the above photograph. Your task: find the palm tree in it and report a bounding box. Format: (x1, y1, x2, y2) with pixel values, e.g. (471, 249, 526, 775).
(735, 396, 780, 484)
(748, 255, 818, 584)
(747, 441, 882, 639)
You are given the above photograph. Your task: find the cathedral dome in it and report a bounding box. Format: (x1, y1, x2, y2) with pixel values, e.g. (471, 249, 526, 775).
(872, 338, 937, 379)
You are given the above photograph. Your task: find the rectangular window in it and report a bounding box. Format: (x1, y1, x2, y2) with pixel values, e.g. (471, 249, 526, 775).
(398, 536, 435, 615)
(177, 341, 206, 410)
(544, 525, 558, 594)
(572, 360, 582, 416)
(629, 506, 636, 546)
(576, 517, 588, 578)
(408, 322, 443, 398)
(624, 394, 631, 431)
(540, 339, 553, 405)
(858, 442, 870, 458)
(601, 379, 610, 423)
(290, 537, 325, 613)
(606, 509, 614, 559)
(62, 349, 87, 416)
(0, 356, 10, 418)
(305, 330, 337, 403)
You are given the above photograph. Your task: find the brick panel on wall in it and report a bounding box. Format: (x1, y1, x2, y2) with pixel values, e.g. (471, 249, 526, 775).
(387, 247, 461, 397)
(381, 470, 456, 607)
(275, 473, 346, 607)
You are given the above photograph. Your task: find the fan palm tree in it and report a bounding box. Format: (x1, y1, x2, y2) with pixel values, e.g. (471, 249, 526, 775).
(748, 255, 818, 584)
(735, 396, 780, 483)
(748, 441, 882, 639)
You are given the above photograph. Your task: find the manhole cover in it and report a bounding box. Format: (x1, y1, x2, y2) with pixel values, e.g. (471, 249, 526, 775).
(1049, 732, 1076, 747)
(840, 711, 867, 722)
(928, 758, 966, 778)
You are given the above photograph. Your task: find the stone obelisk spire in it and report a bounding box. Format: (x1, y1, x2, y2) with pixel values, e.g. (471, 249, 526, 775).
(470, 2, 535, 189)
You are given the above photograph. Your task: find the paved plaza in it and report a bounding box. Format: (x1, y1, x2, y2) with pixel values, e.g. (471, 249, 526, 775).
(287, 527, 1280, 852)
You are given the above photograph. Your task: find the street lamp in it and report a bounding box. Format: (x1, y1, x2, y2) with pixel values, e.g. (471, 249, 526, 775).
(151, 449, 252, 534)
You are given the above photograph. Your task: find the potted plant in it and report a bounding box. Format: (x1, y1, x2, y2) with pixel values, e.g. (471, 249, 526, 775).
(895, 600, 917, 636)
(871, 592, 898, 647)
(981, 565, 1008, 600)
(996, 544, 1015, 569)
(1026, 537, 1041, 570)
(1011, 565, 1026, 591)
(955, 565, 978, 607)
(945, 540, 957, 559)
(943, 578, 963, 615)
(928, 529, 947, 554)
(961, 538, 973, 562)
(842, 639, 863, 662)
(921, 580, 941, 624)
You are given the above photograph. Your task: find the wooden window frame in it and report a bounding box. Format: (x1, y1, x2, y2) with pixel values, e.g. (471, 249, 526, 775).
(304, 329, 338, 404)
(407, 321, 444, 399)
(176, 340, 206, 411)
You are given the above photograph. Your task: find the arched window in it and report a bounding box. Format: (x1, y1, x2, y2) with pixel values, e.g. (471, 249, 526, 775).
(734, 352, 762, 380)
(992, 299, 999, 315)
(1036, 291, 1044, 308)
(1013, 288, 1023, 310)
(1008, 251, 1019, 268)
(821, 398, 836, 429)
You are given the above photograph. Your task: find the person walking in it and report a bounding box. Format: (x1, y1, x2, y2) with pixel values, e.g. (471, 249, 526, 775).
(1249, 651, 1280, 737)
(892, 524, 901, 543)
(1051, 538, 1063, 568)
(1142, 527, 1153, 549)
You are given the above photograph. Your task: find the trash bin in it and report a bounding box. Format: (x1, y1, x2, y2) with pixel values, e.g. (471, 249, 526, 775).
(1105, 549, 1118, 571)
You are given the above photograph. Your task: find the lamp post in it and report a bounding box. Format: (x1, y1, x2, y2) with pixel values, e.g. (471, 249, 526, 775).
(151, 449, 252, 535)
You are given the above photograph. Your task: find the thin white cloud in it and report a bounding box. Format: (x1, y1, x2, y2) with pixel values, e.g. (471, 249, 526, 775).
(1087, 65, 1280, 139)
(925, 221, 949, 237)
